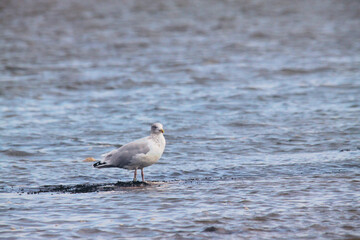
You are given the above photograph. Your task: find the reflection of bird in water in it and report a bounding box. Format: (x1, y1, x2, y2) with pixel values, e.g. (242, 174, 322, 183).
(94, 123, 166, 182)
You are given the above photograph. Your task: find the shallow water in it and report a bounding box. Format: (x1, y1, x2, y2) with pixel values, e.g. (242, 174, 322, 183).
(1, 0, 360, 239)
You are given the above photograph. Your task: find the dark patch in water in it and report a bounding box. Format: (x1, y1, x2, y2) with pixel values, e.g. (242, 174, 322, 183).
(340, 147, 360, 152)
(204, 226, 217, 232)
(340, 148, 351, 152)
(203, 226, 232, 234)
(19, 181, 151, 194)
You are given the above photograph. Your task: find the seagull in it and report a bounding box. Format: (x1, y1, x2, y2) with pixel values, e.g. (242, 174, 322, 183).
(93, 123, 166, 182)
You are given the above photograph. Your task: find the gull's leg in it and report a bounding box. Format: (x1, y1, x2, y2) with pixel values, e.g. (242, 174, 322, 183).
(133, 168, 137, 182)
(141, 168, 144, 182)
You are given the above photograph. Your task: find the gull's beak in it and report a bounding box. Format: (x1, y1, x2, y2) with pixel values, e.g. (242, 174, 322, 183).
(160, 129, 164, 134)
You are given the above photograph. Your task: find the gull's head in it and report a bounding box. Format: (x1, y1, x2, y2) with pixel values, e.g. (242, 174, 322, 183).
(151, 122, 164, 135)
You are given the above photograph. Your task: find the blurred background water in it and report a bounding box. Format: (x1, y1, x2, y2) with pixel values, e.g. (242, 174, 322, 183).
(1, 0, 360, 239)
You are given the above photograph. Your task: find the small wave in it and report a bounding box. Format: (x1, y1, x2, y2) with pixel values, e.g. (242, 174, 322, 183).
(279, 67, 332, 75)
(226, 122, 269, 128)
(319, 83, 359, 89)
(250, 32, 269, 39)
(1, 149, 34, 157)
(4, 65, 29, 72)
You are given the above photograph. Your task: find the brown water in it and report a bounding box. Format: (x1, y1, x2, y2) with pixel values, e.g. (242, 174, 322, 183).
(1, 0, 360, 239)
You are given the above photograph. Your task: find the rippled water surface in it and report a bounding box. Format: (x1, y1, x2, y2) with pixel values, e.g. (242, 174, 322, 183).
(1, 0, 360, 239)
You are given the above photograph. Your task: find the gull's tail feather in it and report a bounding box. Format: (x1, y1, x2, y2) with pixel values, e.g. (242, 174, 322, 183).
(93, 161, 113, 168)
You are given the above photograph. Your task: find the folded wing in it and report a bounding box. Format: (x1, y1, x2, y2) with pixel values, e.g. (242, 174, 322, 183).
(101, 137, 151, 168)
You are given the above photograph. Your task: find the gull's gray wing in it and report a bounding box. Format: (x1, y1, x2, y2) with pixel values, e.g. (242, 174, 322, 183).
(103, 137, 151, 168)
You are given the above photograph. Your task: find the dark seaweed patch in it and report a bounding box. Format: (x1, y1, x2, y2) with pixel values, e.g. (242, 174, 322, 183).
(18, 181, 151, 194)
